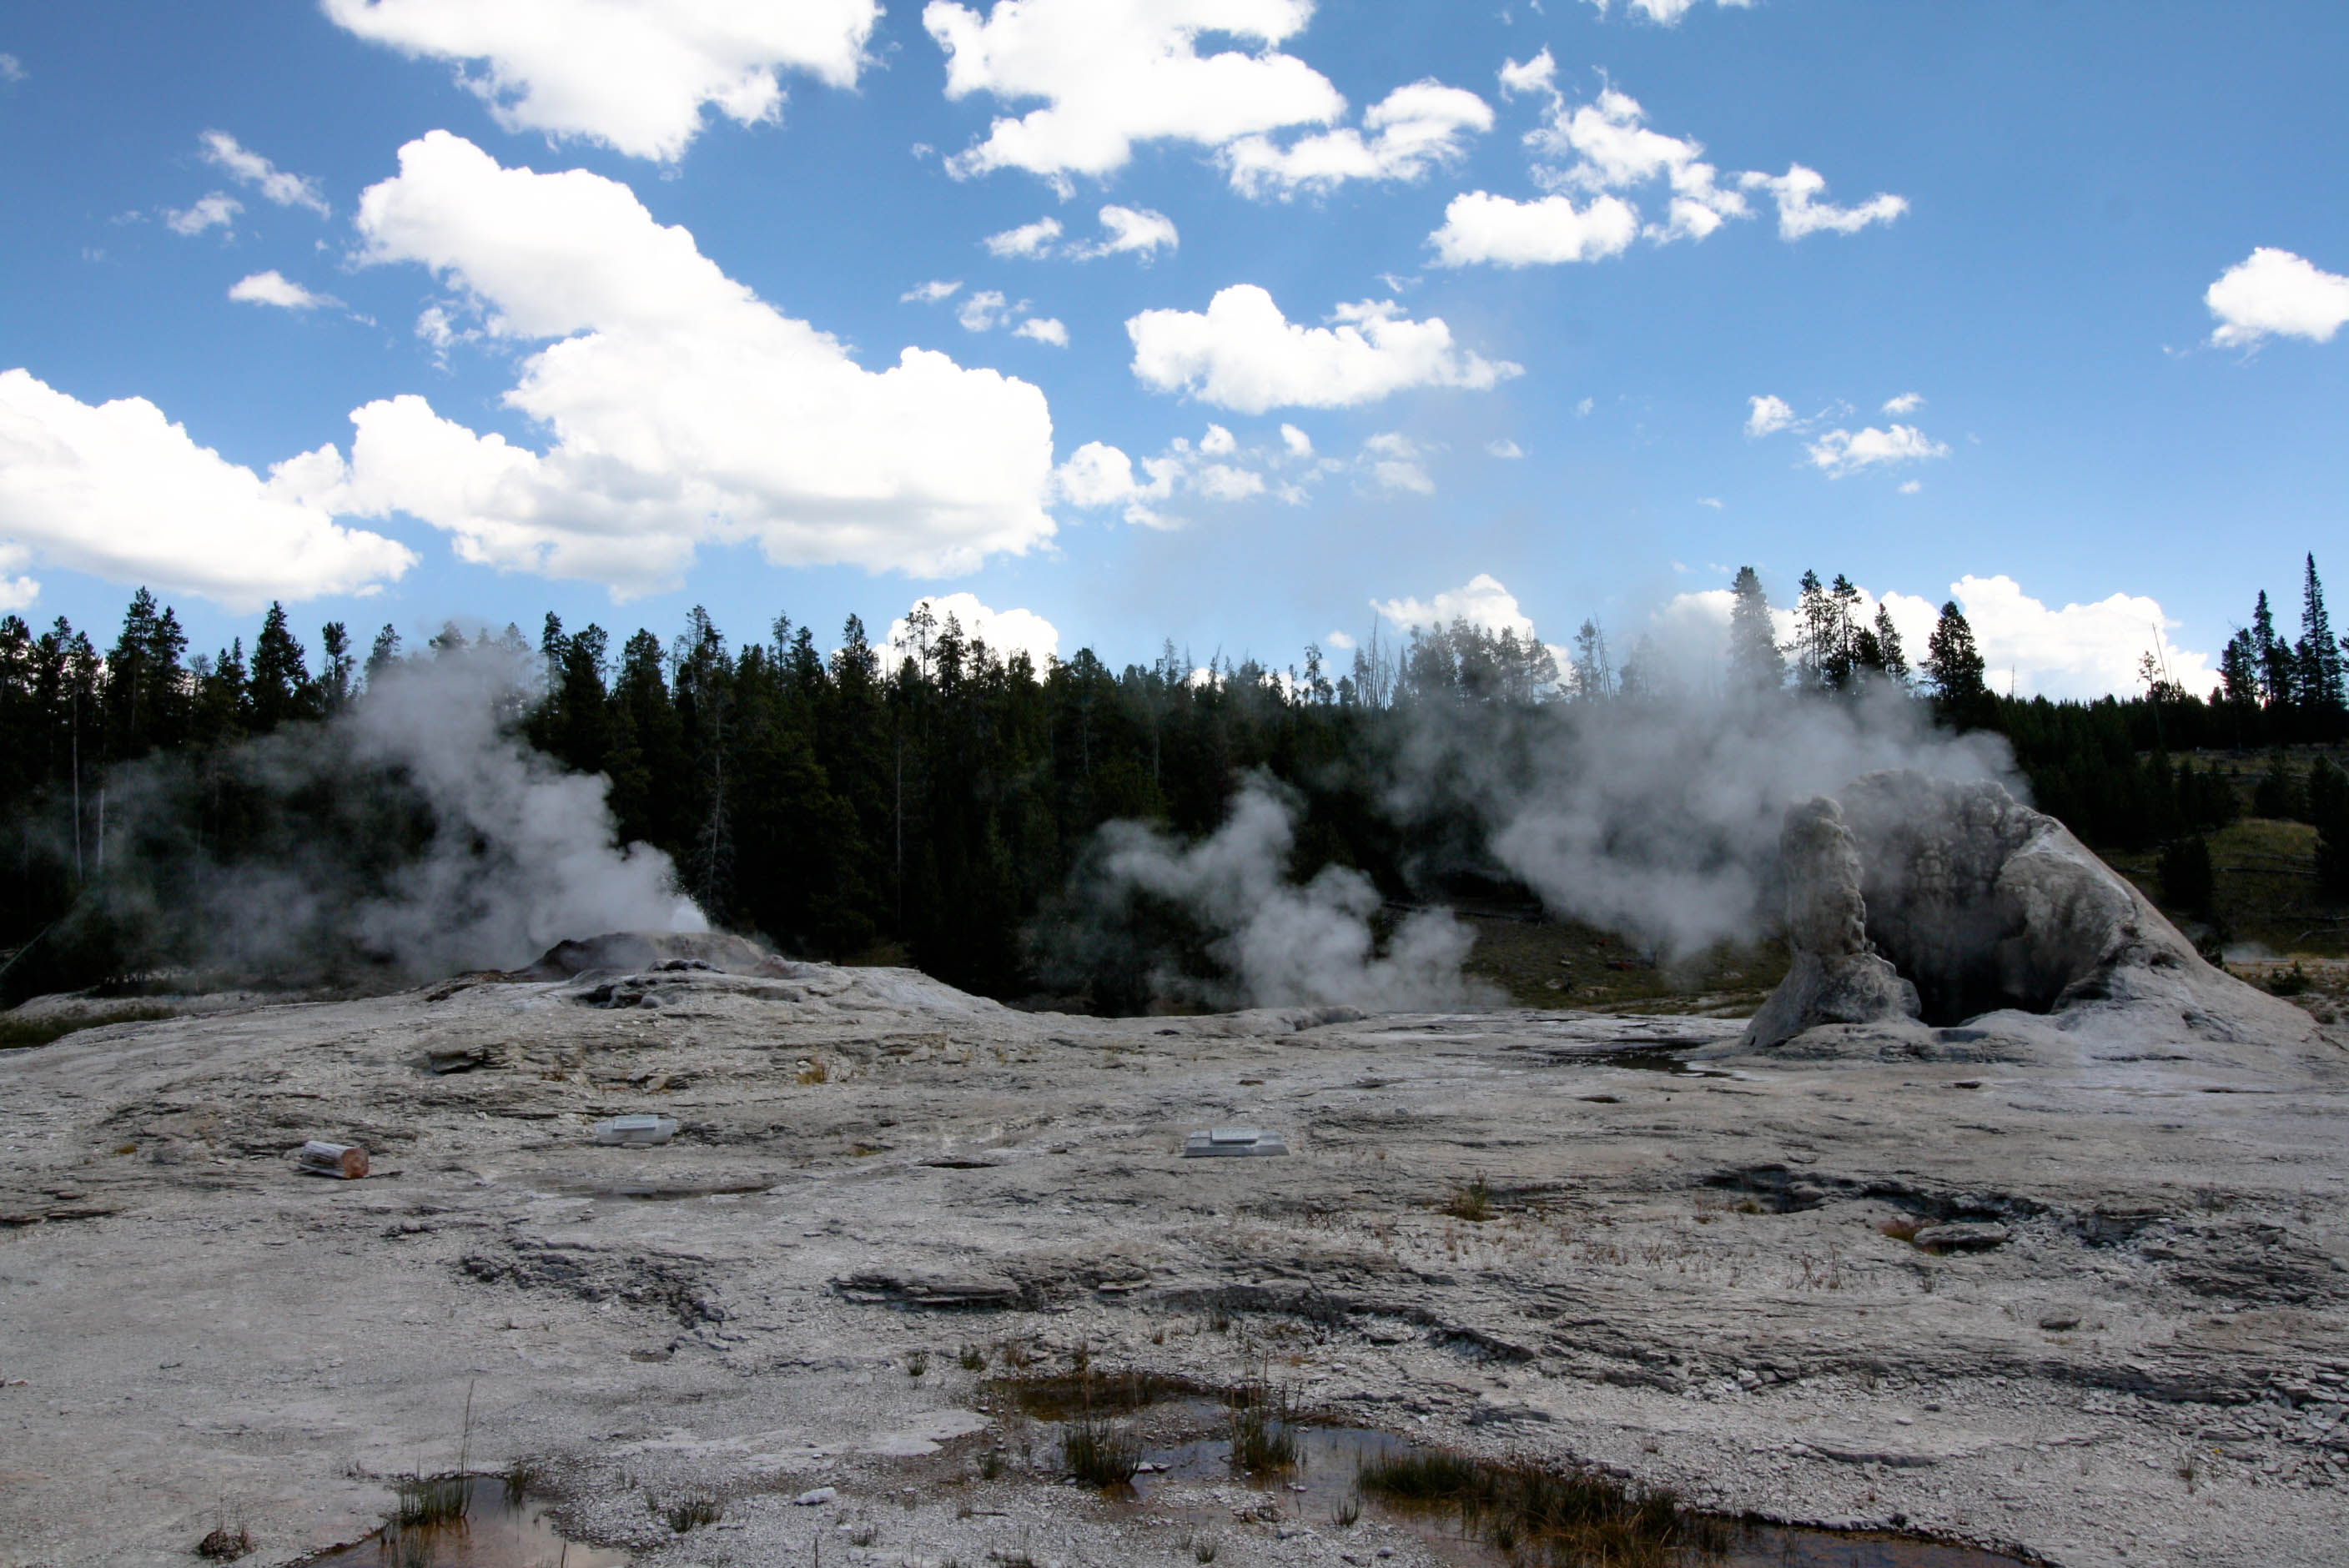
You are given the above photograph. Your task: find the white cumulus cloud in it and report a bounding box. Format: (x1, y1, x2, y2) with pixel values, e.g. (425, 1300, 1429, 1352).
(1881, 390, 1924, 415)
(1803, 423, 1949, 478)
(1428, 189, 1639, 268)
(229, 270, 338, 310)
(1497, 48, 1557, 103)
(1744, 394, 1794, 438)
(1664, 574, 2207, 701)
(1052, 420, 1325, 526)
(1944, 575, 2211, 701)
(977, 217, 1061, 260)
(2205, 247, 2349, 348)
(165, 193, 243, 236)
(0, 53, 24, 85)
(1741, 164, 1908, 239)
(985, 205, 1178, 261)
(324, 0, 878, 161)
(1127, 284, 1521, 414)
(924, 0, 1346, 185)
(199, 130, 330, 216)
(921, 282, 1061, 342)
(983, 216, 1064, 258)
(888, 591, 1060, 671)
(1360, 431, 1433, 494)
(1083, 204, 1178, 259)
(1582, 0, 1758, 21)
(1486, 438, 1523, 459)
(1224, 78, 1491, 199)
(316, 132, 1053, 592)
(1373, 571, 1542, 642)
(0, 368, 416, 610)
(1527, 86, 1749, 243)
(1468, 83, 1899, 262)
(957, 289, 1014, 331)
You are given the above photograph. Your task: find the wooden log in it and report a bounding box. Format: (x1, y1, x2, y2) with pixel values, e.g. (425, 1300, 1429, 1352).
(296, 1140, 370, 1179)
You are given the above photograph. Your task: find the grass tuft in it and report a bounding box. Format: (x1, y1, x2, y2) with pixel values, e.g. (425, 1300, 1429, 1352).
(391, 1473, 470, 1529)
(194, 1524, 253, 1560)
(1059, 1410, 1142, 1486)
(659, 1491, 725, 1532)
(1225, 1377, 1300, 1475)
(1356, 1446, 1729, 1567)
(1443, 1173, 1496, 1222)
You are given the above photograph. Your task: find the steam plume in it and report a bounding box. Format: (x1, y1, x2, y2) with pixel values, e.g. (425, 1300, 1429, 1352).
(1044, 778, 1497, 1012)
(67, 648, 702, 986)
(1471, 683, 2018, 955)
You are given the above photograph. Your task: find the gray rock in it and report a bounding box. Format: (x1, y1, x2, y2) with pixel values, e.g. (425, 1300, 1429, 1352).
(1911, 1221, 2012, 1252)
(793, 1486, 838, 1506)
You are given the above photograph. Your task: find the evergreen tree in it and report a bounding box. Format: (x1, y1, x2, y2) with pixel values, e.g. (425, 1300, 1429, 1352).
(1726, 565, 1784, 691)
(103, 588, 187, 759)
(2310, 756, 2349, 895)
(2253, 591, 2293, 707)
(2156, 834, 2216, 915)
(1924, 601, 1988, 726)
(1790, 570, 1831, 689)
(365, 624, 402, 686)
(2296, 554, 2345, 714)
(1568, 620, 1612, 701)
(2253, 752, 2304, 821)
(1872, 604, 1909, 683)
(1822, 574, 1863, 690)
(245, 603, 313, 731)
(2218, 627, 2262, 706)
(317, 623, 355, 715)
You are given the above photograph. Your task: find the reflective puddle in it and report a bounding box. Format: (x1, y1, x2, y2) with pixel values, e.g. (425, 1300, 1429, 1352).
(1029, 1395, 2027, 1568)
(306, 1476, 628, 1568)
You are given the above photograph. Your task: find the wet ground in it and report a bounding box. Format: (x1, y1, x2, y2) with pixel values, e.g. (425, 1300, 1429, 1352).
(1064, 1399, 2035, 1568)
(304, 1476, 627, 1568)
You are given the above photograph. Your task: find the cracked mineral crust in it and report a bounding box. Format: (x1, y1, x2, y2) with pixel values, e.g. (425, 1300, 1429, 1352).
(0, 919, 2344, 1568)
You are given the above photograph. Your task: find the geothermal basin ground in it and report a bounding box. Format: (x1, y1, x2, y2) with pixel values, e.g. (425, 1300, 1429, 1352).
(2, 952, 2346, 1568)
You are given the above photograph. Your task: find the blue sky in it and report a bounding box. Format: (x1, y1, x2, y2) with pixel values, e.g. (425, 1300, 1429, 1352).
(3, 0, 2345, 698)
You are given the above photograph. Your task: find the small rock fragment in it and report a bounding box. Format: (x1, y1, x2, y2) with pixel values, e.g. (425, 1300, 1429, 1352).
(1912, 1220, 2011, 1252)
(794, 1486, 837, 1506)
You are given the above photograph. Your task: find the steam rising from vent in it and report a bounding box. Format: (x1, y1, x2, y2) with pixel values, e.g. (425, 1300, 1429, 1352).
(1045, 780, 1497, 1013)
(68, 648, 702, 986)
(1472, 684, 2019, 956)
(1048, 683, 2020, 1011)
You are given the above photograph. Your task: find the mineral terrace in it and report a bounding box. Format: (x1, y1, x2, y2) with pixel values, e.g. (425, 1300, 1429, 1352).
(3, 787, 2347, 1568)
